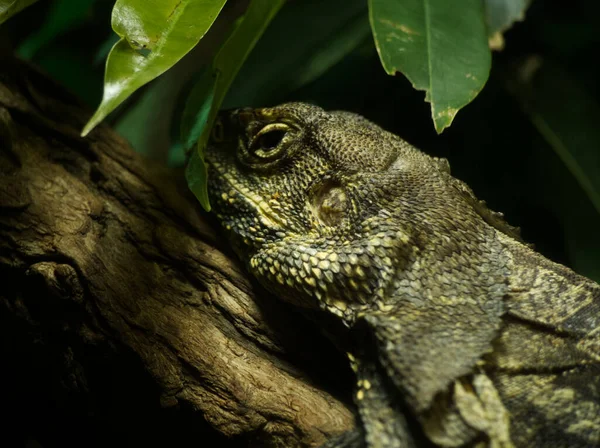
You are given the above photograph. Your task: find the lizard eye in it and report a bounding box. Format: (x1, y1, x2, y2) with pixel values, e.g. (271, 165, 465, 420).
(249, 123, 289, 161)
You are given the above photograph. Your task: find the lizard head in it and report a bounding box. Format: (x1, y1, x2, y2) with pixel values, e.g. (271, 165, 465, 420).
(204, 103, 510, 316)
(205, 103, 451, 312)
(205, 102, 442, 241)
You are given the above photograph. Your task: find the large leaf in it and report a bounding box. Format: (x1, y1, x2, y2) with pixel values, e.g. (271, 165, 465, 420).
(185, 0, 284, 211)
(224, 0, 370, 108)
(369, 0, 491, 133)
(0, 0, 39, 24)
(81, 0, 227, 136)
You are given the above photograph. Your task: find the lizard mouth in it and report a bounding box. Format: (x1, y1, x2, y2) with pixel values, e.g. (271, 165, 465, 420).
(207, 160, 288, 231)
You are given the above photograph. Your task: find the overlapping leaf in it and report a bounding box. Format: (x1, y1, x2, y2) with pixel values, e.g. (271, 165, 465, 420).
(369, 0, 491, 133)
(185, 0, 285, 210)
(82, 0, 227, 136)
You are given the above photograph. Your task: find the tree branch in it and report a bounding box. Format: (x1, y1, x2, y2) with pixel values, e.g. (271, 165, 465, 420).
(0, 55, 355, 448)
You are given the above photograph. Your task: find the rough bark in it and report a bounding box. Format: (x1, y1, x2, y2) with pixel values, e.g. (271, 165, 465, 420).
(0, 55, 355, 448)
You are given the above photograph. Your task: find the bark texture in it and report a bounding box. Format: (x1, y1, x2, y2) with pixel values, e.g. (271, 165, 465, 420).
(0, 55, 355, 448)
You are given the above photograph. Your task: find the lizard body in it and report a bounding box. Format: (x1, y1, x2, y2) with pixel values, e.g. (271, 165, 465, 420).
(204, 103, 600, 448)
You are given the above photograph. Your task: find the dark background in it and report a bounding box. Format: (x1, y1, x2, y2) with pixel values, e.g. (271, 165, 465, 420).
(1, 1, 600, 447)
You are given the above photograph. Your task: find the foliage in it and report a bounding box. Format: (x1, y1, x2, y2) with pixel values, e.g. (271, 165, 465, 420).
(370, 0, 490, 133)
(81, 0, 228, 136)
(1, 0, 600, 280)
(2, 0, 531, 204)
(184, 0, 284, 210)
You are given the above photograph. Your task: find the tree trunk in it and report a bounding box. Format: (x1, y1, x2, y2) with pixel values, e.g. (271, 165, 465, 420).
(0, 54, 355, 448)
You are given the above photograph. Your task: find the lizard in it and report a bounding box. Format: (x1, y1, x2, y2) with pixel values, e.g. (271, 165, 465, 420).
(203, 102, 600, 448)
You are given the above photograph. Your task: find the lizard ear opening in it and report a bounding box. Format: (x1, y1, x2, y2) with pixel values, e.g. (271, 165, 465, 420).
(433, 157, 451, 174)
(309, 179, 348, 227)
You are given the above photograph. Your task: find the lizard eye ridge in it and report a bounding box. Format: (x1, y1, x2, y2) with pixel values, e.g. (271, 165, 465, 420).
(248, 123, 289, 161)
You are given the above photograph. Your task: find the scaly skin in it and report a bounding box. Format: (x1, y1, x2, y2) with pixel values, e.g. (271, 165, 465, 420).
(204, 103, 600, 448)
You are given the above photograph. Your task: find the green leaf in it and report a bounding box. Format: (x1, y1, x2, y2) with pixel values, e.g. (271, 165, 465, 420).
(199, 0, 284, 149)
(0, 0, 39, 25)
(17, 0, 97, 58)
(185, 139, 211, 211)
(484, 0, 531, 36)
(369, 0, 491, 133)
(224, 0, 369, 108)
(180, 67, 218, 152)
(185, 0, 284, 211)
(81, 0, 228, 137)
